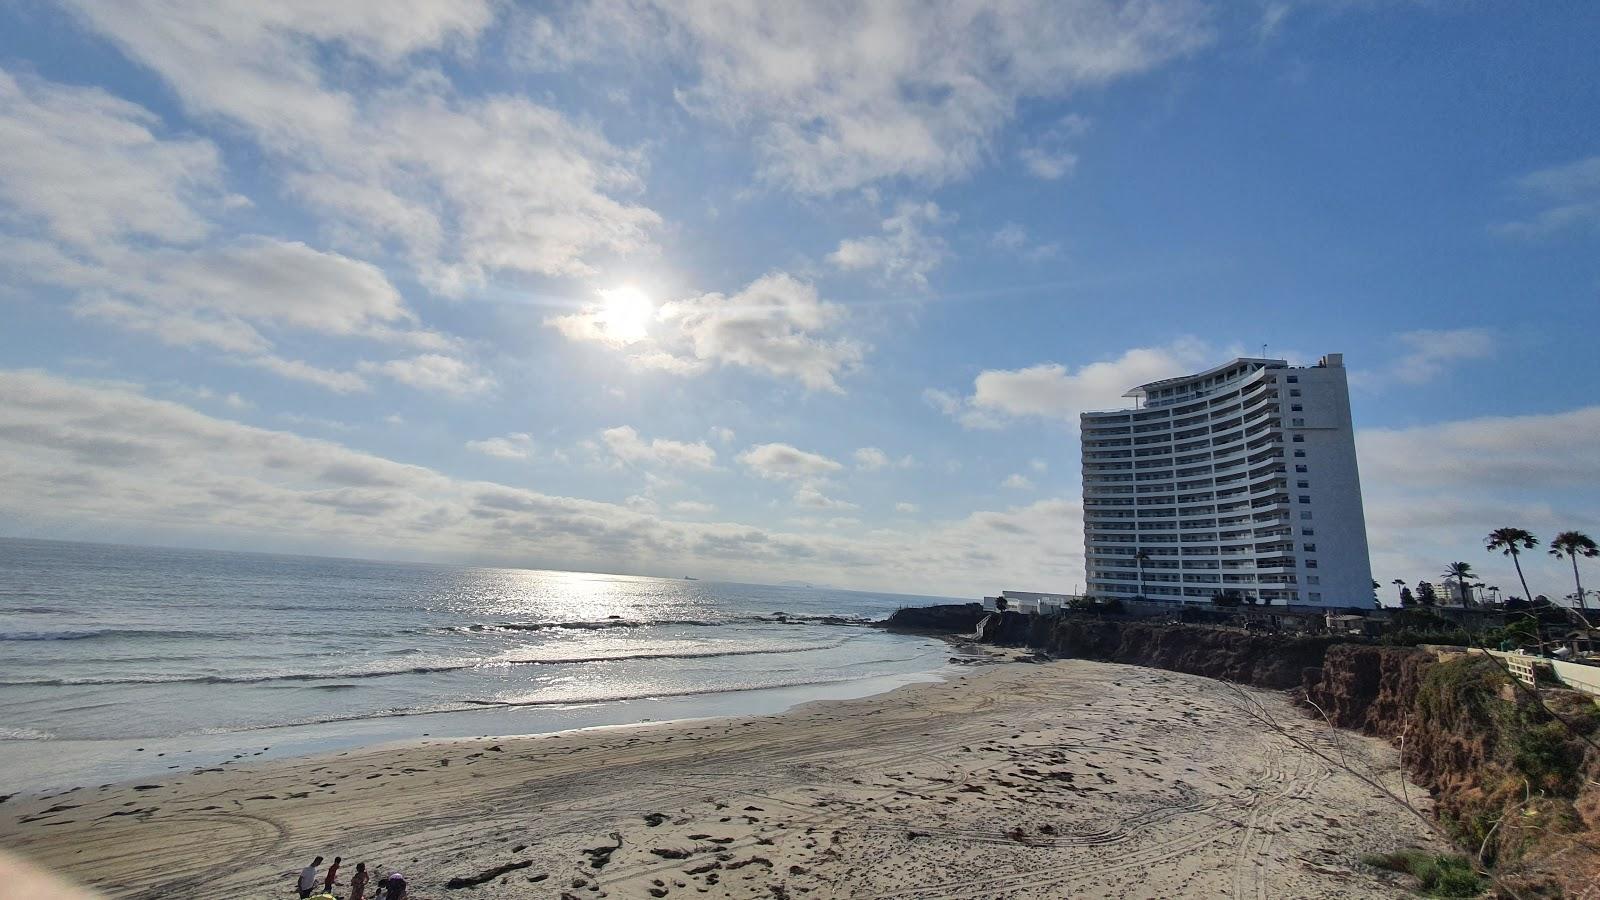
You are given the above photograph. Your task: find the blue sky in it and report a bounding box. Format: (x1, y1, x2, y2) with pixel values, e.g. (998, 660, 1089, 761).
(1, 0, 1597, 601)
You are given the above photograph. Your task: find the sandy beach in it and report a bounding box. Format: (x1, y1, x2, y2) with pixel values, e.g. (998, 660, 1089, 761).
(1, 656, 1446, 899)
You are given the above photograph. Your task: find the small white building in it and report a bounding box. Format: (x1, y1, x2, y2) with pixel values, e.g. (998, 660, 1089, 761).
(983, 590, 1082, 615)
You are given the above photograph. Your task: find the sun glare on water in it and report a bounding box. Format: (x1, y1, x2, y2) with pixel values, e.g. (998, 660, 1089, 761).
(597, 285, 655, 344)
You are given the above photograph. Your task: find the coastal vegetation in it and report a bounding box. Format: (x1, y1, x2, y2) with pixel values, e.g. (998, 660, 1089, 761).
(1360, 850, 1484, 898)
(1485, 527, 1540, 608)
(1549, 531, 1599, 611)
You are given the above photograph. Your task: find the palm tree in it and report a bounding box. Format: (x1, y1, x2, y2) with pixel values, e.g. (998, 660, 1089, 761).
(1391, 578, 1406, 605)
(1549, 531, 1599, 610)
(1485, 527, 1539, 609)
(1442, 561, 1476, 606)
(1134, 548, 1150, 599)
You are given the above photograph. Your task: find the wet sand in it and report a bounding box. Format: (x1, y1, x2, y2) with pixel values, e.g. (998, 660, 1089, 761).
(0, 657, 1446, 898)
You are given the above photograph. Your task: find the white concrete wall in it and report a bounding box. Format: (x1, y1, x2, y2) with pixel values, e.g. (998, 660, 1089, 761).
(1292, 362, 1374, 607)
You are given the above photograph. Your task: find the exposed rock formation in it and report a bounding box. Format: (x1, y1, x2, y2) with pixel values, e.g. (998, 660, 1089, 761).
(880, 603, 988, 634)
(1007, 616, 1343, 690)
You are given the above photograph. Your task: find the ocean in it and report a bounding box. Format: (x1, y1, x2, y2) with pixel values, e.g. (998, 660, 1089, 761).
(0, 538, 960, 794)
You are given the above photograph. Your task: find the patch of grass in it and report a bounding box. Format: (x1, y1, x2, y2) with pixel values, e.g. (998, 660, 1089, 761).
(1362, 850, 1485, 897)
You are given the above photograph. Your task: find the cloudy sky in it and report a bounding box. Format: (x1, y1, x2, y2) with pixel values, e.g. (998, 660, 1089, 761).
(1, 1, 1597, 601)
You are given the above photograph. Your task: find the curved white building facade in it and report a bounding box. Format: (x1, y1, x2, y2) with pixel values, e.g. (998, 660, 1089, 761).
(1080, 354, 1372, 608)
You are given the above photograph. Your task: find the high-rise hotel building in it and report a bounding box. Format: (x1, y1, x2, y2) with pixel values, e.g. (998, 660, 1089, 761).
(1080, 354, 1372, 607)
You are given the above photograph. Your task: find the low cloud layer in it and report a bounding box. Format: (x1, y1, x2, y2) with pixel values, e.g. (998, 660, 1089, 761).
(0, 370, 1083, 597)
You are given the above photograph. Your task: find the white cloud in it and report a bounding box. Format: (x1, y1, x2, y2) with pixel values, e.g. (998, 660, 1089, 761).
(360, 355, 494, 395)
(1357, 405, 1600, 597)
(894, 502, 920, 514)
(854, 447, 890, 470)
(709, 426, 736, 444)
(600, 425, 718, 470)
(0, 68, 467, 394)
(246, 355, 369, 393)
(59, 0, 659, 289)
(1378, 328, 1495, 386)
(738, 442, 843, 481)
(550, 272, 865, 392)
(467, 433, 535, 460)
(1029, 458, 1048, 473)
(1018, 113, 1091, 180)
(0, 68, 231, 247)
(990, 222, 1061, 260)
(1493, 154, 1600, 239)
(1359, 406, 1600, 492)
(1002, 473, 1035, 490)
(611, 1, 1212, 193)
(671, 500, 716, 514)
(827, 201, 950, 286)
(794, 486, 858, 510)
(929, 338, 1213, 429)
(854, 447, 914, 471)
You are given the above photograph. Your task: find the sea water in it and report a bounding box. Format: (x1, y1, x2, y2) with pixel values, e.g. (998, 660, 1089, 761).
(0, 538, 959, 793)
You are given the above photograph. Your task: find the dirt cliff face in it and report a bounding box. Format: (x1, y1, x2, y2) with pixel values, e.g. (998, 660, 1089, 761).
(1011, 617, 1343, 690)
(1304, 645, 1600, 892)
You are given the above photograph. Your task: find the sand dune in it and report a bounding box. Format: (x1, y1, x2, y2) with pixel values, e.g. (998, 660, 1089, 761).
(0, 657, 1445, 898)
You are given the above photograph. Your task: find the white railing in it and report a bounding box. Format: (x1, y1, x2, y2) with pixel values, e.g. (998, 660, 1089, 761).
(1475, 649, 1600, 702)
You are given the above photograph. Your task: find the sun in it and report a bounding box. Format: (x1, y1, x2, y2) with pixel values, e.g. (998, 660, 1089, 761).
(597, 285, 654, 344)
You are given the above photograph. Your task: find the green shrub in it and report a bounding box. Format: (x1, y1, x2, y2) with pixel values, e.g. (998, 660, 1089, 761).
(1362, 850, 1485, 897)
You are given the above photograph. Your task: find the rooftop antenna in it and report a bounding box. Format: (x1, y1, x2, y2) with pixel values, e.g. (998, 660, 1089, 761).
(1261, 343, 1268, 359)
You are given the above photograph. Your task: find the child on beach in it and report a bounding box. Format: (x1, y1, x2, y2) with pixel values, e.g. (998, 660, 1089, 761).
(323, 856, 341, 893)
(348, 862, 368, 900)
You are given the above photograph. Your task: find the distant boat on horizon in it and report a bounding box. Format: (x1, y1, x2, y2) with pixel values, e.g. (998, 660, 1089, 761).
(684, 575, 698, 580)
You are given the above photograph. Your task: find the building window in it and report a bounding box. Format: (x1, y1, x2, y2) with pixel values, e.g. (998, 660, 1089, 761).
(1286, 376, 1298, 383)
(1291, 418, 1305, 426)
(1307, 576, 1320, 585)
(1298, 495, 1311, 503)
(1291, 404, 1303, 412)
(1309, 592, 1322, 602)
(1302, 543, 1317, 552)
(1301, 528, 1315, 536)
(1297, 480, 1309, 488)
(1289, 388, 1301, 397)
(1295, 465, 1307, 473)
(1305, 559, 1318, 568)
(1292, 434, 1305, 443)
(1300, 511, 1313, 520)
(1293, 449, 1306, 458)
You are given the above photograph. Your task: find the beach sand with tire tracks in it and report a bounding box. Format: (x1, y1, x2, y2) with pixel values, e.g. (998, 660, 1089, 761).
(0, 655, 1447, 898)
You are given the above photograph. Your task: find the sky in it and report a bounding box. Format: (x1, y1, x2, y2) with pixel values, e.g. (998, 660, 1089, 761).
(0, 0, 1597, 602)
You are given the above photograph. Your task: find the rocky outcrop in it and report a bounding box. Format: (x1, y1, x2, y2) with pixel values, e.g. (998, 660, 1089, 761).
(880, 603, 988, 634)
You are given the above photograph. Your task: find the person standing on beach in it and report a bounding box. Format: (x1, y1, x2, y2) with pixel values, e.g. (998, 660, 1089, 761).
(348, 862, 368, 900)
(323, 856, 341, 894)
(297, 856, 323, 898)
(386, 871, 407, 899)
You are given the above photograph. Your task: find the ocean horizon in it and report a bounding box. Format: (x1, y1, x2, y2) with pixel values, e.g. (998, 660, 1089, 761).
(0, 537, 962, 794)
